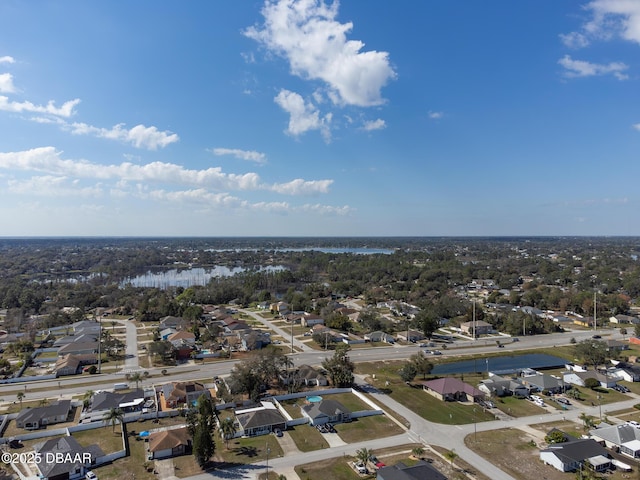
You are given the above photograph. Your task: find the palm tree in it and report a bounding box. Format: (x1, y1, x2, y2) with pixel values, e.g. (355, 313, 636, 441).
(103, 407, 124, 433)
(411, 446, 425, 459)
(355, 447, 372, 467)
(128, 372, 144, 390)
(444, 449, 458, 468)
(579, 412, 595, 432)
(82, 390, 94, 410)
(220, 417, 237, 449)
(16, 392, 24, 409)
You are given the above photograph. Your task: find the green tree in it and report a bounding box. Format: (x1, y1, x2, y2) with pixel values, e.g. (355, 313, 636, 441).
(128, 372, 144, 390)
(411, 446, 424, 458)
(398, 362, 417, 383)
(103, 407, 124, 433)
(635, 322, 640, 339)
(192, 395, 215, 468)
(322, 344, 355, 387)
(573, 339, 608, 367)
(545, 430, 567, 444)
(584, 377, 601, 389)
(220, 417, 237, 450)
(444, 449, 458, 467)
(355, 448, 372, 466)
(410, 350, 433, 379)
(82, 390, 94, 410)
(16, 391, 24, 409)
(415, 310, 439, 339)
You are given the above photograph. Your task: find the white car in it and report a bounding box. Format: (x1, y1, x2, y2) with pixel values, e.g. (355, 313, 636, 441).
(85, 472, 97, 480)
(354, 462, 367, 474)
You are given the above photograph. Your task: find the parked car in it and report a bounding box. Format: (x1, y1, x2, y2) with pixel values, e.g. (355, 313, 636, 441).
(274, 428, 283, 437)
(85, 472, 97, 480)
(354, 463, 367, 474)
(556, 398, 571, 405)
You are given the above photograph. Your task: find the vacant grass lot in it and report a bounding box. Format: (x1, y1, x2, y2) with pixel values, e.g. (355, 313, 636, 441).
(214, 431, 283, 465)
(323, 392, 369, 412)
(334, 414, 404, 443)
(286, 424, 329, 452)
(492, 395, 547, 417)
(357, 362, 495, 425)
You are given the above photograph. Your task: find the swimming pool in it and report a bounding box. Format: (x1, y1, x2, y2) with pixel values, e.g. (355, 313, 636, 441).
(306, 395, 323, 403)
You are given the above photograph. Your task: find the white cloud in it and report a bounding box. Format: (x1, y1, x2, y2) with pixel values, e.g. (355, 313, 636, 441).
(0, 146, 333, 196)
(0, 96, 80, 117)
(362, 118, 386, 131)
(66, 122, 179, 150)
(274, 89, 332, 140)
(633, 123, 640, 131)
(0, 73, 16, 93)
(559, 32, 590, 49)
(428, 111, 444, 120)
(212, 148, 267, 164)
(563, 1, 640, 46)
(269, 178, 333, 195)
(146, 187, 350, 215)
(7, 175, 100, 197)
(245, 0, 396, 107)
(0, 56, 14, 64)
(558, 54, 629, 79)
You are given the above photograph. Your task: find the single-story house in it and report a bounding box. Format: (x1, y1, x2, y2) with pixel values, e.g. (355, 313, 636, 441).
(16, 400, 72, 430)
(563, 370, 617, 389)
(160, 328, 178, 340)
(54, 354, 97, 377)
(609, 314, 639, 324)
(396, 330, 426, 343)
(148, 426, 192, 459)
(606, 339, 629, 351)
(34, 435, 104, 480)
(72, 320, 102, 336)
(90, 389, 145, 414)
(478, 374, 531, 398)
(590, 423, 640, 458)
(460, 320, 492, 336)
(365, 331, 395, 344)
(235, 402, 286, 437)
(298, 364, 328, 386)
(167, 330, 196, 346)
(159, 316, 190, 330)
(302, 399, 351, 426)
(300, 314, 325, 328)
(240, 330, 271, 351)
(377, 460, 447, 480)
(521, 372, 565, 393)
(610, 362, 640, 382)
(421, 377, 485, 403)
(540, 438, 611, 472)
(161, 381, 210, 408)
(58, 341, 99, 357)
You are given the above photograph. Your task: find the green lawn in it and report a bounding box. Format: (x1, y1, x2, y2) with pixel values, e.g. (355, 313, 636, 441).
(286, 424, 329, 452)
(357, 362, 495, 425)
(492, 395, 546, 417)
(215, 431, 283, 464)
(323, 392, 369, 412)
(334, 415, 404, 443)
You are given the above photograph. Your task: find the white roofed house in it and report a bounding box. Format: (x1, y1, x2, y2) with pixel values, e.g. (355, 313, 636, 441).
(590, 423, 640, 458)
(563, 370, 617, 389)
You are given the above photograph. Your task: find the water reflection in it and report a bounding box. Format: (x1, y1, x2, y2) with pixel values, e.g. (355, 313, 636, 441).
(122, 265, 284, 288)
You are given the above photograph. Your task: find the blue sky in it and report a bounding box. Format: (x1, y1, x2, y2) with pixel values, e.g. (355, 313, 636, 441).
(1, 0, 639, 237)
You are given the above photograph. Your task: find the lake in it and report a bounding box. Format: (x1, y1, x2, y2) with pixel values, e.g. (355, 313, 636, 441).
(431, 353, 567, 375)
(121, 265, 284, 288)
